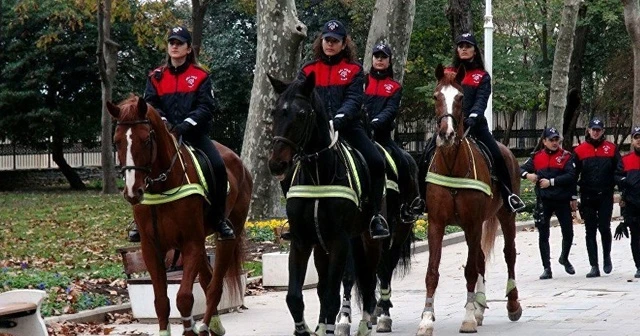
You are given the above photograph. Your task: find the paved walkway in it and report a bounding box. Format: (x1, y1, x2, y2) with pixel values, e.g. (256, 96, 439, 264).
(103, 223, 640, 336)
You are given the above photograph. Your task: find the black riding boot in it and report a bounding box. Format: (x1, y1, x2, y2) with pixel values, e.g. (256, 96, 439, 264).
(539, 239, 552, 279)
(214, 181, 235, 241)
(127, 219, 140, 242)
(586, 266, 600, 278)
(586, 235, 599, 271)
(558, 239, 575, 275)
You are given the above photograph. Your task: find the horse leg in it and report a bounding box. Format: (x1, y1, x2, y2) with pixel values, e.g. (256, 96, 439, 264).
(375, 227, 408, 333)
(498, 211, 522, 321)
(175, 244, 205, 336)
(352, 235, 381, 336)
(474, 249, 487, 326)
(336, 249, 354, 336)
(317, 234, 349, 336)
(140, 242, 171, 335)
(460, 226, 481, 333)
(201, 239, 235, 336)
(286, 241, 314, 336)
(416, 219, 445, 336)
(196, 252, 213, 336)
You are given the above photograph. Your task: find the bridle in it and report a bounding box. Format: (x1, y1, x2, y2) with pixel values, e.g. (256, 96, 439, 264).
(116, 119, 182, 187)
(272, 94, 332, 162)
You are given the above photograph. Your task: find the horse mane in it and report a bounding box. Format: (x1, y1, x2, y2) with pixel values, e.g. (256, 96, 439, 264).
(117, 94, 163, 126)
(281, 78, 329, 127)
(439, 69, 459, 88)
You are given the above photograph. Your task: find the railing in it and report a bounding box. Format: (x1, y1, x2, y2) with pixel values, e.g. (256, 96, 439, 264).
(0, 142, 114, 171)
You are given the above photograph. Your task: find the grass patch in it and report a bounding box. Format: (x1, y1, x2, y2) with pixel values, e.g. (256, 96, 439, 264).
(0, 191, 131, 315)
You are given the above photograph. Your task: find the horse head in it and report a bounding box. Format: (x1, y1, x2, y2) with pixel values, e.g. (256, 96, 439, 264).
(267, 72, 328, 180)
(108, 95, 163, 205)
(433, 64, 465, 147)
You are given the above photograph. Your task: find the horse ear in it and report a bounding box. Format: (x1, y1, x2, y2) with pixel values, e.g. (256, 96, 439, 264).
(455, 65, 466, 84)
(137, 96, 148, 118)
(107, 101, 120, 119)
(267, 74, 289, 94)
(301, 71, 316, 97)
(435, 64, 445, 81)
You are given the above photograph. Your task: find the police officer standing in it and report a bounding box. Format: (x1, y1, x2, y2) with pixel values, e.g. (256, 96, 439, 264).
(614, 126, 640, 279)
(573, 117, 621, 277)
(521, 127, 576, 280)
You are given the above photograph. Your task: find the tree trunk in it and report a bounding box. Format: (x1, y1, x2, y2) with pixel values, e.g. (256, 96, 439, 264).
(240, 0, 307, 220)
(51, 128, 86, 190)
(446, 0, 473, 40)
(546, 0, 581, 132)
(192, 0, 216, 58)
(97, 0, 118, 194)
(562, 3, 587, 149)
(362, 0, 416, 85)
(623, 0, 640, 126)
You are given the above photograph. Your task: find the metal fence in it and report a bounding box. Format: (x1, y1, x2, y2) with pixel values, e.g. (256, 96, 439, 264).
(0, 142, 113, 171)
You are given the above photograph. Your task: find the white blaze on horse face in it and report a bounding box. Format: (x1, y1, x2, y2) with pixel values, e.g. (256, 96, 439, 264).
(125, 128, 136, 198)
(440, 85, 459, 137)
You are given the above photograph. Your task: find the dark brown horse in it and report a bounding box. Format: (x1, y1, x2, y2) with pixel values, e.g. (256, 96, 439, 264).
(416, 65, 522, 335)
(108, 96, 252, 336)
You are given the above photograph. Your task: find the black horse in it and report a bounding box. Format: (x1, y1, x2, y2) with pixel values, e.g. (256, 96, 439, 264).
(337, 147, 421, 334)
(268, 73, 382, 336)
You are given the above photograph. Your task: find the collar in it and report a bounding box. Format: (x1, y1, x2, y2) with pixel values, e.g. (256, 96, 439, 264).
(320, 53, 345, 66)
(168, 61, 190, 75)
(586, 135, 604, 147)
(370, 68, 391, 80)
(544, 148, 560, 155)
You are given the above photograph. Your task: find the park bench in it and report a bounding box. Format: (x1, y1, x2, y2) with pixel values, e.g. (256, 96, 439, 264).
(117, 246, 245, 322)
(0, 289, 48, 336)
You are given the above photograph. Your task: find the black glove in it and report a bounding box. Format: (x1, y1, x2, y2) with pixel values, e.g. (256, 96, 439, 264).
(163, 119, 174, 131)
(332, 117, 345, 132)
(464, 116, 477, 128)
(614, 222, 629, 240)
(172, 122, 191, 136)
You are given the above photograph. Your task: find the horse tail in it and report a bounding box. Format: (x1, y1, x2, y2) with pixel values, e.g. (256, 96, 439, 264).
(394, 230, 414, 277)
(223, 161, 253, 303)
(481, 215, 500, 263)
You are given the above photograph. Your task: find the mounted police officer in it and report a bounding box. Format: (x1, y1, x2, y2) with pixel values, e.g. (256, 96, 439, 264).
(296, 20, 389, 239)
(614, 126, 640, 279)
(573, 117, 620, 277)
(129, 26, 234, 242)
(419, 32, 525, 214)
(521, 127, 576, 280)
(364, 42, 423, 222)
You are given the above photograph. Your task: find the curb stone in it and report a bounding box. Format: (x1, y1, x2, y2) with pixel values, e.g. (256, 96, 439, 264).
(44, 219, 543, 325)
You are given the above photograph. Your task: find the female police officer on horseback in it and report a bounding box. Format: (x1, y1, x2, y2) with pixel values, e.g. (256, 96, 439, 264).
(297, 20, 389, 239)
(420, 32, 525, 213)
(364, 42, 423, 222)
(132, 26, 234, 241)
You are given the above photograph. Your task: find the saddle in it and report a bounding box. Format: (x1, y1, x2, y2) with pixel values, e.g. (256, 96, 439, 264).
(374, 142, 399, 193)
(467, 136, 495, 179)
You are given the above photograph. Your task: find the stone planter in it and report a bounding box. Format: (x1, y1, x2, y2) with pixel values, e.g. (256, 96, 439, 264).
(128, 272, 246, 322)
(262, 252, 318, 288)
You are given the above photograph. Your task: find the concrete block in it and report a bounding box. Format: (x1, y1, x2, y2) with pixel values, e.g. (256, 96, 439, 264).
(262, 252, 318, 288)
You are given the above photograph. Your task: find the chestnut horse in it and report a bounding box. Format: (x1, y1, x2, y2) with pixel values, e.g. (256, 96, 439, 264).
(108, 96, 252, 336)
(416, 65, 522, 336)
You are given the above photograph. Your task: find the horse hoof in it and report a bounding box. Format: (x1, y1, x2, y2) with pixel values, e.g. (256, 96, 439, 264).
(416, 326, 434, 336)
(474, 307, 485, 326)
(459, 320, 478, 333)
(376, 315, 392, 333)
(416, 312, 435, 336)
(508, 305, 523, 321)
(335, 323, 350, 336)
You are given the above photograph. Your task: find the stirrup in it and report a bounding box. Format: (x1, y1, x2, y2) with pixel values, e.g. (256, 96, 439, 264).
(370, 214, 390, 239)
(409, 196, 426, 214)
(507, 194, 525, 212)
